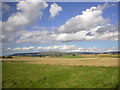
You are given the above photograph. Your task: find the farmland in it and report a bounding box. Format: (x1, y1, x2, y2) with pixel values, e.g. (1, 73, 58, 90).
(2, 53, 119, 88)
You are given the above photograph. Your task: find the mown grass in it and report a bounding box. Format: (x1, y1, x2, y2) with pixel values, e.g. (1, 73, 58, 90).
(2, 62, 118, 88)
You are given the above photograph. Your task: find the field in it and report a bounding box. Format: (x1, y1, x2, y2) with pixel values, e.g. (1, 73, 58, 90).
(2, 54, 119, 88)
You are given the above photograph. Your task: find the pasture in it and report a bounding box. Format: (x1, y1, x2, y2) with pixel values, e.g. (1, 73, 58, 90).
(2, 54, 119, 88)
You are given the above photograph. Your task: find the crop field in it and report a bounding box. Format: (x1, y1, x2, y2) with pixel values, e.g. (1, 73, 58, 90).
(2, 54, 119, 88)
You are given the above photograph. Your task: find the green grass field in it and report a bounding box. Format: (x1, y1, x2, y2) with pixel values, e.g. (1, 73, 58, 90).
(2, 62, 118, 88)
(54, 55, 85, 58)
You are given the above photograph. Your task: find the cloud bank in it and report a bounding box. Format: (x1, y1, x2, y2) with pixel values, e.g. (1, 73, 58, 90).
(7, 45, 118, 53)
(15, 3, 118, 44)
(1, 1, 118, 54)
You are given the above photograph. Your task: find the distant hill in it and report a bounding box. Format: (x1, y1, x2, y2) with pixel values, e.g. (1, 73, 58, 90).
(76, 51, 120, 54)
(10, 51, 120, 57)
(102, 51, 120, 54)
(11, 51, 75, 57)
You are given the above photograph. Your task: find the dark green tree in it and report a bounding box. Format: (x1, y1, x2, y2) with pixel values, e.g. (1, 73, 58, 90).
(73, 54, 75, 56)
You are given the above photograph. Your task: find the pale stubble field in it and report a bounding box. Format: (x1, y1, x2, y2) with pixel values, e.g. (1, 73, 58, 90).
(2, 55, 119, 67)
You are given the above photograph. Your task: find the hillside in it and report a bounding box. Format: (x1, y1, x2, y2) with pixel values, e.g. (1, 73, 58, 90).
(10, 51, 120, 57)
(11, 51, 75, 57)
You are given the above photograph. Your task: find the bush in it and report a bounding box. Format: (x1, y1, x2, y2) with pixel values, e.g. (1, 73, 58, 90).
(73, 54, 75, 56)
(7, 56, 13, 58)
(39, 55, 42, 57)
(2, 56, 6, 58)
(95, 54, 97, 56)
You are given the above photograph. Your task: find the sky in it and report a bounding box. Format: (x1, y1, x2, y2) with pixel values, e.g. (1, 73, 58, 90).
(1, 0, 119, 55)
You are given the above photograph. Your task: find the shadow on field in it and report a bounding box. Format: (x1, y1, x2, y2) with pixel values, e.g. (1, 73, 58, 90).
(114, 85, 120, 90)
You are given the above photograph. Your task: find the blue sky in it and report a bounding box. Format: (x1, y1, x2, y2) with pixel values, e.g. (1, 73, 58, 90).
(1, 1, 118, 55)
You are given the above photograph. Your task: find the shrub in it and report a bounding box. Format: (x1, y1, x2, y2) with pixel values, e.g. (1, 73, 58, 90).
(2, 56, 6, 58)
(73, 54, 75, 56)
(7, 56, 13, 58)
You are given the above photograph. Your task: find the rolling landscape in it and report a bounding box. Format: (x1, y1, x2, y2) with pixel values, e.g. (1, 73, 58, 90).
(1, 0, 119, 89)
(2, 51, 119, 88)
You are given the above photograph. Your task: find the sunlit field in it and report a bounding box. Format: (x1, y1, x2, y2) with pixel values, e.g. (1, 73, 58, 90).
(2, 54, 119, 88)
(2, 0, 119, 89)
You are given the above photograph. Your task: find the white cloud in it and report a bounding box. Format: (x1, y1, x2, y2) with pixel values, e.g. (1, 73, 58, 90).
(51, 25, 118, 42)
(7, 45, 76, 52)
(69, 47, 102, 52)
(105, 47, 118, 52)
(16, 30, 95, 44)
(16, 30, 55, 44)
(16, 24, 118, 44)
(7, 45, 119, 53)
(57, 4, 109, 33)
(50, 3, 117, 42)
(3, 0, 48, 32)
(7, 46, 34, 51)
(37, 45, 76, 52)
(2, 2, 118, 45)
(51, 31, 95, 42)
(2, 0, 48, 43)
(49, 3, 62, 19)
